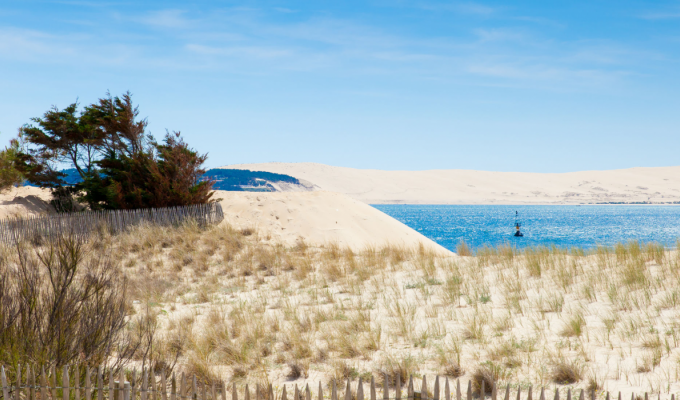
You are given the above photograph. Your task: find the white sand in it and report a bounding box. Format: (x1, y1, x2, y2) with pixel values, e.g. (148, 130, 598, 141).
(223, 162, 680, 205)
(214, 190, 450, 254)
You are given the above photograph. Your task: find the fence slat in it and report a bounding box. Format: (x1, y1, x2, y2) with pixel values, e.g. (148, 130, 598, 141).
(86, 367, 91, 400)
(171, 374, 176, 400)
(408, 376, 414, 400)
(162, 373, 168, 400)
(370, 376, 376, 400)
(132, 369, 138, 400)
(50, 366, 57, 400)
(61, 365, 70, 400)
(1, 366, 9, 400)
(396, 375, 401, 400)
(357, 378, 364, 400)
(142, 369, 148, 400)
(15, 364, 21, 400)
(422, 376, 428, 400)
(97, 367, 103, 400)
(75, 366, 81, 400)
(41, 367, 48, 400)
(0, 203, 224, 245)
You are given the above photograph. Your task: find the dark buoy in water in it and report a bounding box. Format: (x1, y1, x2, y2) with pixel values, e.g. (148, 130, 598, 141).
(514, 210, 524, 237)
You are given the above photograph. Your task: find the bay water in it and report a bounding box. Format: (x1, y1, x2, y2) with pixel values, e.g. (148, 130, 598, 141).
(372, 205, 680, 252)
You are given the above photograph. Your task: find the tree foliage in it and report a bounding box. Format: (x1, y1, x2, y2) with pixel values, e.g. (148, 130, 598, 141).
(0, 138, 25, 193)
(15, 92, 214, 210)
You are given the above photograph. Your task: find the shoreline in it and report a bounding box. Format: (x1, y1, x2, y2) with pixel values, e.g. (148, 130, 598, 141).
(370, 202, 680, 206)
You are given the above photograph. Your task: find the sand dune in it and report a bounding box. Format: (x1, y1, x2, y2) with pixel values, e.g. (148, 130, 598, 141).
(223, 162, 680, 204)
(0, 187, 449, 254)
(214, 190, 450, 254)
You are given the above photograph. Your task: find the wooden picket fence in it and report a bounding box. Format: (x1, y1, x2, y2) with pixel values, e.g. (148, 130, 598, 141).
(0, 203, 224, 245)
(0, 366, 678, 400)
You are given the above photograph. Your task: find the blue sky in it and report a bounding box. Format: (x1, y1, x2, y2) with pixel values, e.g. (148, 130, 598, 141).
(1, 0, 678, 172)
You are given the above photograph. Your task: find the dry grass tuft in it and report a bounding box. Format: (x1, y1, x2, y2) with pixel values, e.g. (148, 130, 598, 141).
(442, 363, 465, 378)
(551, 359, 583, 384)
(456, 241, 472, 257)
(471, 364, 499, 394)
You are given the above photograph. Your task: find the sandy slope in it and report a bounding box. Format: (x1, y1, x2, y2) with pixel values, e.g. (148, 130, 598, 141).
(0, 186, 53, 218)
(223, 162, 680, 205)
(214, 190, 450, 254)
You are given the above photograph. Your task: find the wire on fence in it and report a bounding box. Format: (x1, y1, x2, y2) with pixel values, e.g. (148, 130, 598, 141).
(0, 203, 224, 245)
(0, 366, 677, 400)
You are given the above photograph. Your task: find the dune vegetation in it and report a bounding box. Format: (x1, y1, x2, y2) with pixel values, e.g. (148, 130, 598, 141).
(2, 221, 680, 396)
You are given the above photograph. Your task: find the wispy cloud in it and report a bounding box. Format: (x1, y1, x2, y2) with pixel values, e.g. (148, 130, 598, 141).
(639, 7, 680, 20)
(411, 1, 499, 15)
(137, 9, 193, 28)
(185, 43, 292, 59)
(0, 5, 645, 90)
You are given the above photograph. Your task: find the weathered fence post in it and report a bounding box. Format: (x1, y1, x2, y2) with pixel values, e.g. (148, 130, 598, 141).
(41, 366, 49, 400)
(75, 366, 81, 400)
(131, 369, 137, 400)
(382, 374, 388, 400)
(96, 367, 103, 400)
(16, 364, 22, 400)
(396, 375, 401, 400)
(85, 367, 92, 400)
(1, 366, 9, 400)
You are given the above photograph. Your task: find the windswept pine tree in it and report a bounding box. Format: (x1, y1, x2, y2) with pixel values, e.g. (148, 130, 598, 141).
(14, 92, 214, 210)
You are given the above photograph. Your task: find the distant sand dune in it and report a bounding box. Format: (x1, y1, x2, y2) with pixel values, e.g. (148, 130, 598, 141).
(223, 162, 680, 204)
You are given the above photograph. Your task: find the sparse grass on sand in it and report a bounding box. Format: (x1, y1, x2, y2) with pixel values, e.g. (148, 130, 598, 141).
(3, 222, 680, 395)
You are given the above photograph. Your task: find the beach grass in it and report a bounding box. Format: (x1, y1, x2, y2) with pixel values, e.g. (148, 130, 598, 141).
(2, 222, 680, 393)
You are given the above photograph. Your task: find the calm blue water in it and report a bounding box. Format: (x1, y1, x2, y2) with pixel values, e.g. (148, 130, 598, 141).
(371, 205, 680, 251)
